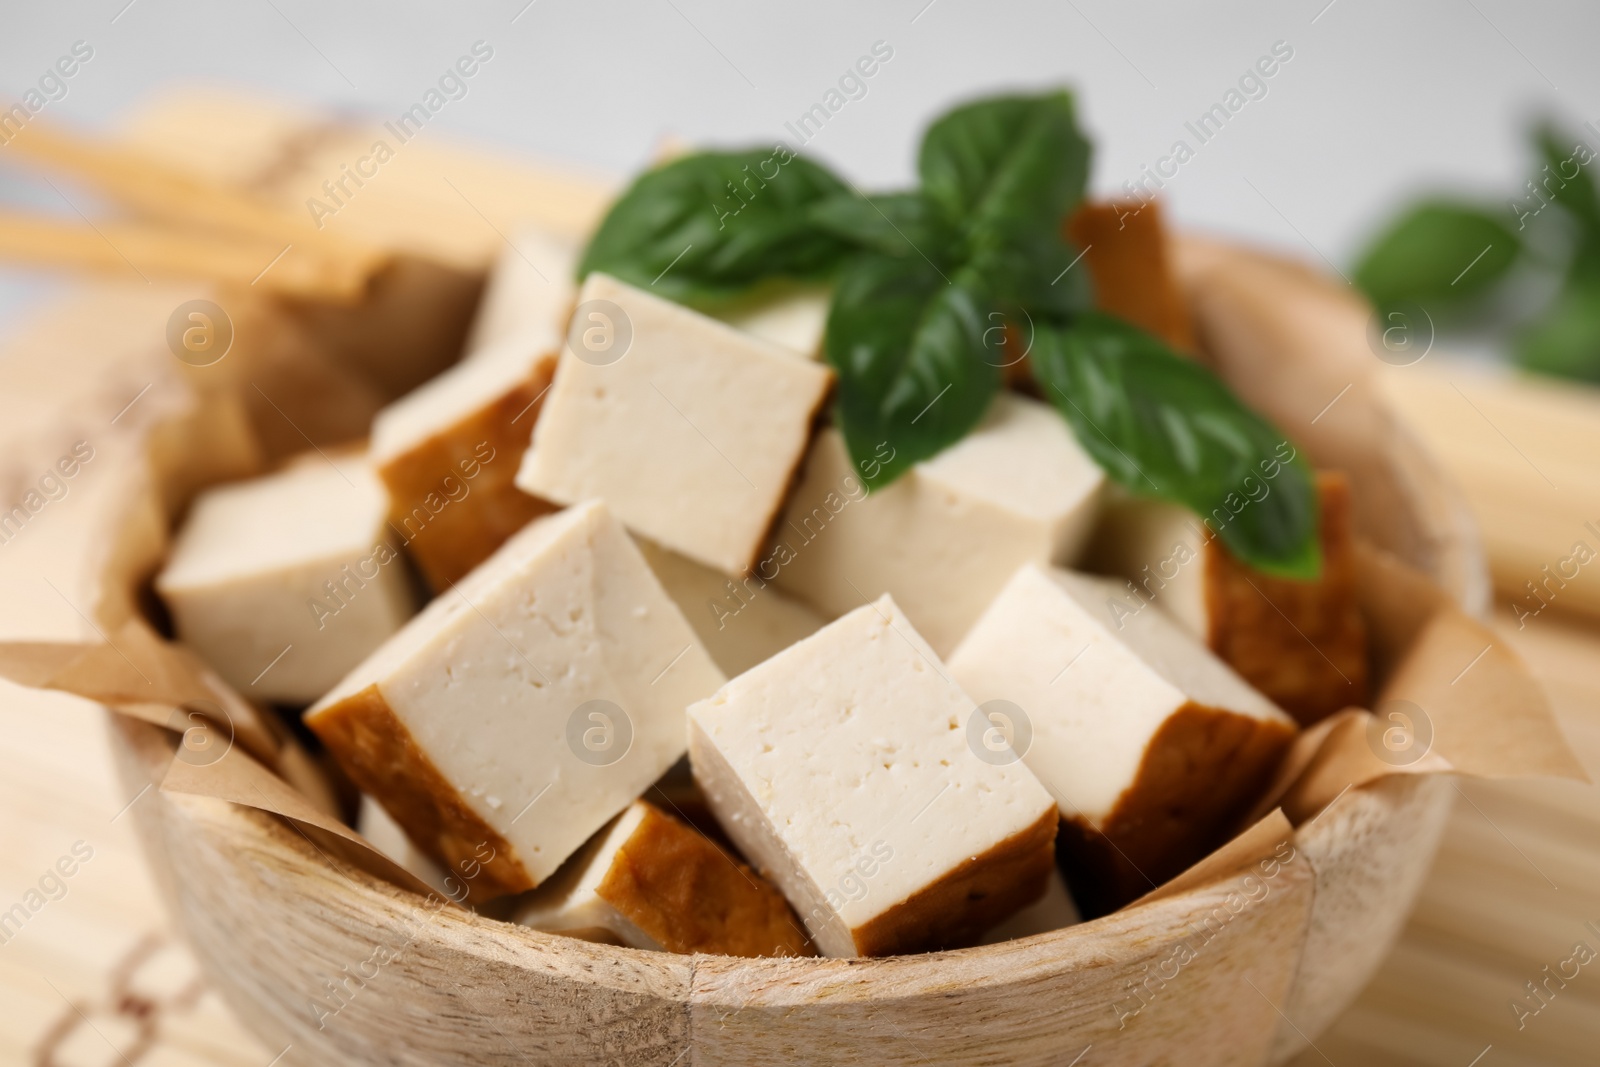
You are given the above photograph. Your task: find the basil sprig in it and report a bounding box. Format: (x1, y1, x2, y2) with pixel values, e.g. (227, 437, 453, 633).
(1032, 314, 1321, 578)
(575, 90, 1322, 577)
(918, 92, 1092, 250)
(815, 92, 1095, 482)
(1352, 119, 1600, 383)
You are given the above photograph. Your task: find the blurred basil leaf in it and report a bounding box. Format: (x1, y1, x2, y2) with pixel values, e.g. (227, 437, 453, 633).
(578, 149, 855, 306)
(1533, 123, 1600, 238)
(1354, 200, 1521, 312)
(1516, 276, 1600, 382)
(965, 229, 1094, 321)
(918, 91, 1091, 248)
(1032, 313, 1321, 579)
(808, 191, 958, 262)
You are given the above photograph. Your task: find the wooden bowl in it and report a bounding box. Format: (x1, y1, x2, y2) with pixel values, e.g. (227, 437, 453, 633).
(109, 238, 1480, 1067)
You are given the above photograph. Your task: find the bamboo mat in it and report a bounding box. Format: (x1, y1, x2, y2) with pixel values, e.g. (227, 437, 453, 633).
(0, 678, 271, 1067)
(0, 367, 1593, 1065)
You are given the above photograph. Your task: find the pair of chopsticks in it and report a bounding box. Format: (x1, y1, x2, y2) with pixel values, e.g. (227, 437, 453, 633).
(0, 123, 389, 303)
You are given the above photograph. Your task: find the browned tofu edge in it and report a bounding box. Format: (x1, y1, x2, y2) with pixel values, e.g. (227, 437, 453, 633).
(1207, 471, 1370, 726)
(305, 683, 535, 903)
(850, 806, 1058, 957)
(1057, 700, 1296, 918)
(377, 362, 558, 591)
(596, 802, 814, 958)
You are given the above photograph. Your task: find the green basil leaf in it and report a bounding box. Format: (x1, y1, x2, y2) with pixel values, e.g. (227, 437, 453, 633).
(965, 228, 1093, 321)
(1516, 275, 1600, 382)
(808, 192, 957, 263)
(577, 149, 855, 306)
(918, 91, 1091, 246)
(825, 254, 1001, 489)
(1533, 123, 1600, 238)
(1353, 200, 1521, 311)
(1033, 313, 1321, 578)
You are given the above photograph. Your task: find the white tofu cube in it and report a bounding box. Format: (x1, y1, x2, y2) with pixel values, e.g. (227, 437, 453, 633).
(713, 284, 831, 360)
(305, 500, 725, 901)
(156, 455, 416, 704)
(515, 273, 833, 575)
(688, 595, 1058, 957)
(634, 536, 826, 677)
(371, 331, 560, 590)
(514, 800, 812, 957)
(463, 226, 578, 356)
(947, 565, 1296, 914)
(771, 393, 1104, 656)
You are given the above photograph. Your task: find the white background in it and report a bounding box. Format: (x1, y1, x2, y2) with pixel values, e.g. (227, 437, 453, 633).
(1, 0, 1597, 338)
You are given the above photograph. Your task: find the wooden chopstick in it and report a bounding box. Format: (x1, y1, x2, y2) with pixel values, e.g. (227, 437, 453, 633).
(0, 210, 372, 302)
(0, 123, 389, 298)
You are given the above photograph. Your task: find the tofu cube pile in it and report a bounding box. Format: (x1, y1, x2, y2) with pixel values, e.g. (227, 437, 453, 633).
(152, 214, 1364, 954)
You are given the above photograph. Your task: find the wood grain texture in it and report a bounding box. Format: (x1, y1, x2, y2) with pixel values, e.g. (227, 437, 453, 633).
(1284, 615, 1600, 1067)
(0, 678, 274, 1067)
(691, 858, 1313, 1067)
(1270, 774, 1456, 1063)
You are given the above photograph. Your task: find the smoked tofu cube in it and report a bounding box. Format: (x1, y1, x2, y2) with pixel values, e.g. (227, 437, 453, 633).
(371, 331, 560, 590)
(634, 536, 827, 678)
(688, 595, 1058, 957)
(1067, 199, 1196, 353)
(947, 565, 1297, 916)
(1087, 472, 1368, 725)
(463, 226, 578, 355)
(515, 273, 833, 575)
(713, 284, 831, 360)
(305, 500, 725, 902)
(515, 800, 813, 957)
(156, 456, 415, 704)
(771, 393, 1104, 656)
